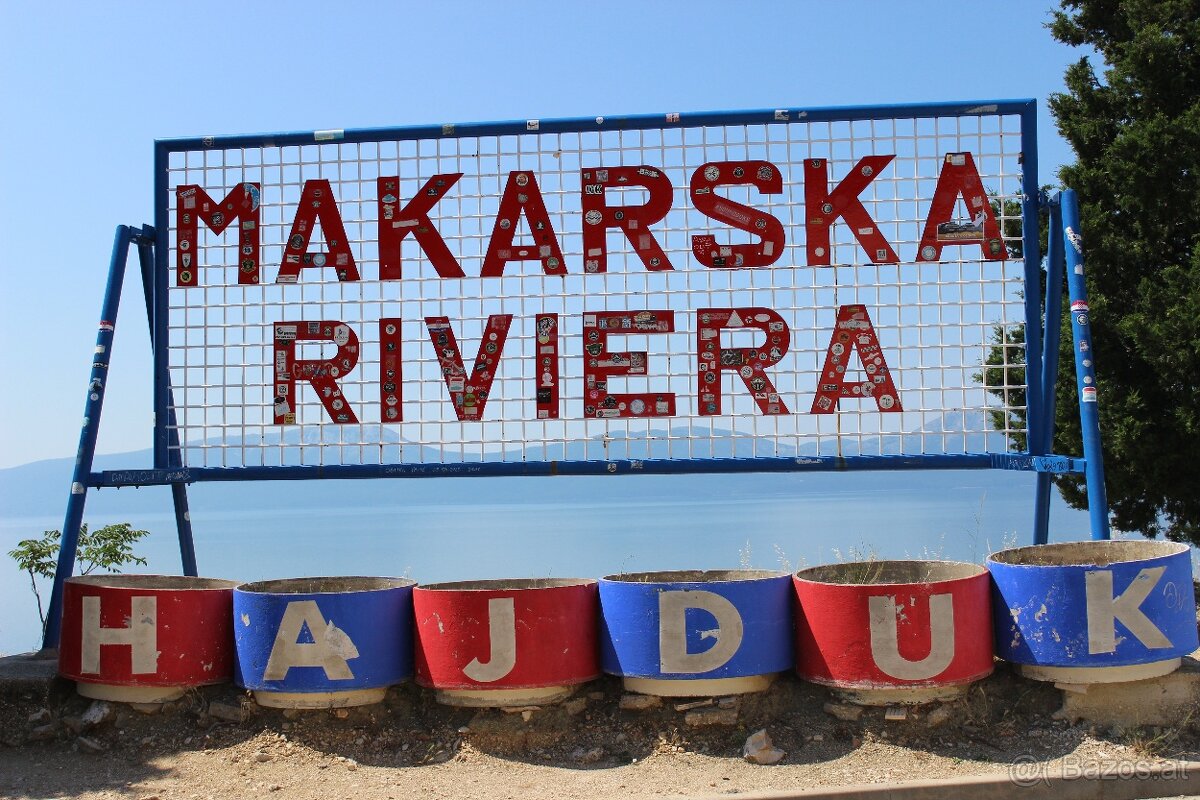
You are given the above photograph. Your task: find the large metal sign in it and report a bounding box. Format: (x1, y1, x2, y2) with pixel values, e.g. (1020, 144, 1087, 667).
(43, 100, 1112, 650)
(151, 101, 1045, 475)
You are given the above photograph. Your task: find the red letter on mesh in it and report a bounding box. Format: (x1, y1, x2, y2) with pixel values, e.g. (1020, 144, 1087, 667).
(426, 315, 513, 421)
(272, 320, 360, 424)
(175, 183, 261, 287)
(378, 174, 465, 279)
(811, 305, 902, 414)
(696, 308, 789, 416)
(481, 171, 567, 277)
(581, 311, 676, 419)
(580, 166, 673, 273)
(690, 161, 785, 269)
(804, 156, 898, 266)
(916, 152, 1006, 263)
(276, 179, 360, 283)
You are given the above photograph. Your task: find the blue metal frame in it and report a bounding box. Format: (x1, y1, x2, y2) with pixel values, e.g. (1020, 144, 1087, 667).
(151, 98, 1052, 478)
(88, 452, 1084, 488)
(155, 99, 1038, 153)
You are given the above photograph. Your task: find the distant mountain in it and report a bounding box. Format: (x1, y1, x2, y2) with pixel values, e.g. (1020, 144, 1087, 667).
(0, 410, 1010, 521)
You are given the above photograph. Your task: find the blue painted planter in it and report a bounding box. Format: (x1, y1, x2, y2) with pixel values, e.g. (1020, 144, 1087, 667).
(989, 541, 1198, 683)
(234, 577, 416, 707)
(599, 570, 793, 696)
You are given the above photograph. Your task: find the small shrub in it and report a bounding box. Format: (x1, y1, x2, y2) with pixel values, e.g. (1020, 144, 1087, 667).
(8, 522, 150, 631)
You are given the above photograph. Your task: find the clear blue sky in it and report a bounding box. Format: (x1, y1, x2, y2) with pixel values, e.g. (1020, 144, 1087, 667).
(0, 1, 1094, 470)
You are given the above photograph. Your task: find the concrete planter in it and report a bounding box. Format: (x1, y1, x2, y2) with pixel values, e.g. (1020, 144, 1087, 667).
(234, 576, 415, 708)
(58, 574, 237, 703)
(793, 560, 993, 705)
(989, 540, 1198, 684)
(414, 578, 599, 707)
(599, 570, 792, 697)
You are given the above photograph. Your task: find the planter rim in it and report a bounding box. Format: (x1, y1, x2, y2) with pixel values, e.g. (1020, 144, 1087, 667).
(601, 569, 788, 584)
(794, 559, 987, 587)
(236, 576, 416, 594)
(987, 540, 1189, 568)
(66, 574, 237, 591)
(416, 577, 596, 592)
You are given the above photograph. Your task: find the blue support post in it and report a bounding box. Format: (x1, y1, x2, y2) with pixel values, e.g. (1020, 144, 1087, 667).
(1019, 105, 1045, 463)
(1059, 190, 1111, 539)
(42, 225, 135, 650)
(1033, 199, 1066, 544)
(133, 228, 198, 576)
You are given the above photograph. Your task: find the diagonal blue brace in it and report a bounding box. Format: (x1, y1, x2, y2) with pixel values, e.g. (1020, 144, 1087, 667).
(42, 226, 135, 650)
(1033, 198, 1066, 544)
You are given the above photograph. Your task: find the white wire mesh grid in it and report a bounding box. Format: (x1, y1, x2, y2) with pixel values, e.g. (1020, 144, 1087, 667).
(163, 113, 1029, 469)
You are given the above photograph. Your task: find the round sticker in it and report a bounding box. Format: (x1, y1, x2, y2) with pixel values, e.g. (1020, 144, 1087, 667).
(704, 165, 720, 181)
(630, 399, 646, 415)
(585, 210, 603, 226)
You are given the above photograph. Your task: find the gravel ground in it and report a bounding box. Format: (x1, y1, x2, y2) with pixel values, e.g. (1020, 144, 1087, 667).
(3, 666, 1200, 800)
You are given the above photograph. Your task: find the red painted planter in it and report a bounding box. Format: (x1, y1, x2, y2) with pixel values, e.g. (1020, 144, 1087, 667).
(793, 561, 993, 704)
(58, 575, 237, 702)
(414, 578, 599, 706)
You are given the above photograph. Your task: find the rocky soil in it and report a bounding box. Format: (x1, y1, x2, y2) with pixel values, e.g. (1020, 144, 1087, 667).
(3, 666, 1200, 800)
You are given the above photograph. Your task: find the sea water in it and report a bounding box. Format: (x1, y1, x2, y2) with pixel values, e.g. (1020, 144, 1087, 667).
(0, 470, 1092, 655)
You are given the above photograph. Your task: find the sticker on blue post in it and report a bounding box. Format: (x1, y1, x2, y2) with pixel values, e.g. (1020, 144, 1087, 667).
(988, 542, 1198, 668)
(234, 577, 415, 695)
(599, 570, 792, 681)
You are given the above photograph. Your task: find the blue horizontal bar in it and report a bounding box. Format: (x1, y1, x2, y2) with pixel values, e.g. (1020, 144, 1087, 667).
(89, 449, 1082, 487)
(156, 99, 1035, 154)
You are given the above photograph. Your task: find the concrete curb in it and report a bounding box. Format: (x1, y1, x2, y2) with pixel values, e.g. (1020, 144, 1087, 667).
(710, 761, 1200, 800)
(0, 651, 57, 685)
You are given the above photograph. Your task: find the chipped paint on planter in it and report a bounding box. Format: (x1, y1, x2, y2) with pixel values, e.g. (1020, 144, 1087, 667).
(234, 576, 415, 708)
(58, 575, 237, 703)
(988, 541, 1198, 684)
(414, 578, 599, 707)
(599, 570, 792, 697)
(794, 560, 993, 705)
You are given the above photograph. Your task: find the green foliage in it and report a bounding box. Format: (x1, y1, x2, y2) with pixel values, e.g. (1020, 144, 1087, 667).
(7, 523, 150, 630)
(978, 323, 1027, 450)
(1046, 1, 1200, 541)
(977, 193, 1049, 453)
